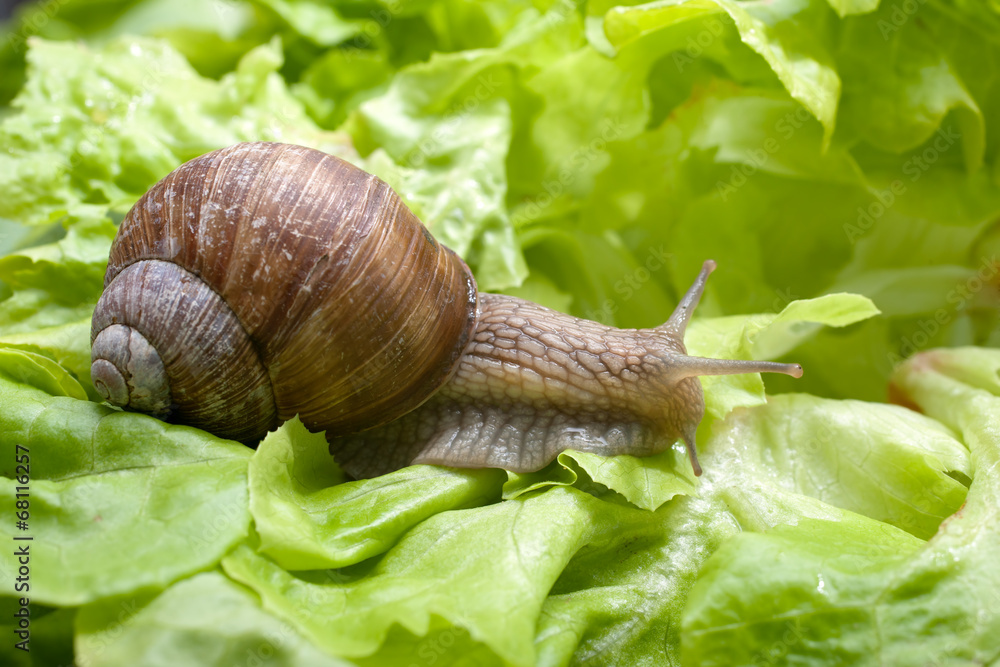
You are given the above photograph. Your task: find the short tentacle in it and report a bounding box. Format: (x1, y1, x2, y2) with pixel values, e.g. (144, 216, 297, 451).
(681, 424, 703, 477)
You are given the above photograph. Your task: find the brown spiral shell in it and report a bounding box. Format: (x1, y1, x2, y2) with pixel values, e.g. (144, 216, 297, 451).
(90, 142, 478, 443)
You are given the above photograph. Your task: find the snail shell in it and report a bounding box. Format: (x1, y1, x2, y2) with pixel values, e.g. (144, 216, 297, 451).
(91, 142, 476, 444)
(91, 142, 802, 479)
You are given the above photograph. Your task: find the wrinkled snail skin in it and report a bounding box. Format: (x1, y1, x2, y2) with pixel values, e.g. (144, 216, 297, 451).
(90, 141, 803, 481)
(328, 264, 804, 478)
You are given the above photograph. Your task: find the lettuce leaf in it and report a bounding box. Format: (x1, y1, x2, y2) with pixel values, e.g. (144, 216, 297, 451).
(249, 417, 504, 570)
(681, 347, 1000, 666)
(75, 572, 355, 667)
(225, 486, 660, 666)
(605, 0, 841, 146)
(0, 372, 251, 606)
(0, 36, 350, 228)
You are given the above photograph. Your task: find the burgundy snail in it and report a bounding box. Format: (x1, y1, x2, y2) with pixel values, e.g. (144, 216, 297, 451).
(90, 142, 802, 479)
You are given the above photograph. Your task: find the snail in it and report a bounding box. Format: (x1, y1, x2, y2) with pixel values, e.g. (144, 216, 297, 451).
(90, 142, 802, 479)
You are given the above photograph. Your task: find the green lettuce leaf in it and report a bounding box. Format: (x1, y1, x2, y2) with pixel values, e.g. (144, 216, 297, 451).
(687, 293, 879, 417)
(0, 373, 251, 606)
(0, 36, 349, 227)
(709, 393, 970, 539)
(226, 487, 649, 665)
(502, 454, 581, 500)
(0, 347, 88, 400)
(836, 0, 985, 168)
(349, 8, 586, 289)
(560, 447, 698, 511)
(502, 447, 697, 511)
(0, 217, 114, 303)
(0, 319, 97, 399)
(75, 572, 355, 667)
(253, 0, 366, 47)
(0, 215, 114, 399)
(605, 0, 841, 146)
(0, 290, 96, 340)
(681, 347, 1000, 665)
(249, 417, 504, 570)
(0, 0, 267, 106)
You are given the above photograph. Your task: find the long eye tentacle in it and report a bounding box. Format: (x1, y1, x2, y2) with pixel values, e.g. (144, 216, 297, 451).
(672, 357, 804, 380)
(660, 259, 716, 338)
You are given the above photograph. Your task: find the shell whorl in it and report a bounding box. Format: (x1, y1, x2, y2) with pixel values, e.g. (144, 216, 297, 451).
(91, 142, 478, 443)
(91, 325, 170, 416)
(91, 260, 279, 441)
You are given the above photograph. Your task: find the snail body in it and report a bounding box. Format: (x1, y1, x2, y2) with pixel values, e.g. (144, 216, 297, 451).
(91, 142, 802, 479)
